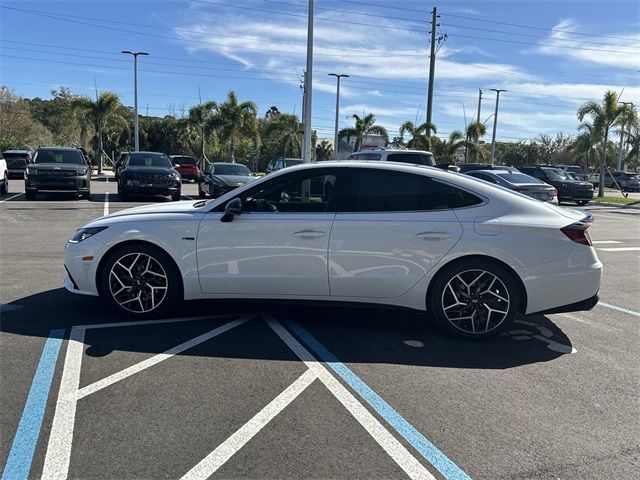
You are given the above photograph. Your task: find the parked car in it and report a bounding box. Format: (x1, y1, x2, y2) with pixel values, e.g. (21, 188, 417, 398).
(2, 149, 32, 179)
(198, 162, 255, 198)
(64, 162, 601, 340)
(0, 151, 8, 194)
(170, 155, 200, 182)
(346, 148, 435, 166)
(114, 151, 129, 181)
(519, 166, 594, 205)
(591, 171, 640, 192)
(465, 169, 558, 204)
(117, 151, 181, 201)
(458, 164, 520, 174)
(266, 157, 304, 174)
(24, 147, 91, 200)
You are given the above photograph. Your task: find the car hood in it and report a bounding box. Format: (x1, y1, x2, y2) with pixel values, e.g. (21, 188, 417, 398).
(122, 166, 176, 175)
(97, 200, 203, 221)
(214, 174, 254, 185)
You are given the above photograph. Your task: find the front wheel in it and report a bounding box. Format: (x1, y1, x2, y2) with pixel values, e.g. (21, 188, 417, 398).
(99, 244, 181, 318)
(1, 173, 8, 194)
(428, 259, 520, 339)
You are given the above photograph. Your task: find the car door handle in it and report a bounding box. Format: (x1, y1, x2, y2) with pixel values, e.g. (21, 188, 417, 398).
(293, 230, 327, 239)
(416, 231, 451, 241)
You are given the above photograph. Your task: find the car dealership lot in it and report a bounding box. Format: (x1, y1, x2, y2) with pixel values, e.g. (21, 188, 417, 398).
(1, 177, 639, 479)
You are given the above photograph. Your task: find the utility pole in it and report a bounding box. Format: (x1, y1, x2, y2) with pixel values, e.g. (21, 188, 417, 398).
(329, 73, 348, 159)
(617, 101, 634, 171)
(426, 7, 438, 125)
(489, 89, 506, 164)
(300, 71, 306, 160)
(476, 89, 483, 123)
(302, 0, 314, 162)
(121, 50, 149, 152)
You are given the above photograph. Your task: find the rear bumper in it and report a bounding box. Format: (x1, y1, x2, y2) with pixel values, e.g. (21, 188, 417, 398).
(530, 293, 599, 315)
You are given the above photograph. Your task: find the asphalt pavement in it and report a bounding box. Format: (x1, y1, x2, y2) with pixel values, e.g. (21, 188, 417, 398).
(1, 176, 639, 479)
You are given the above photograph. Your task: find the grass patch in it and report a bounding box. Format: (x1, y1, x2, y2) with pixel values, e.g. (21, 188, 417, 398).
(593, 196, 640, 205)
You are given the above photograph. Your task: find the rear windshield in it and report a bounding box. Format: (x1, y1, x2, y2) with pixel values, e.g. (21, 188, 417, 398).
(541, 168, 567, 181)
(212, 164, 251, 175)
(173, 157, 197, 165)
(386, 153, 435, 166)
(127, 153, 172, 168)
(495, 172, 542, 184)
(33, 149, 84, 165)
(3, 152, 30, 160)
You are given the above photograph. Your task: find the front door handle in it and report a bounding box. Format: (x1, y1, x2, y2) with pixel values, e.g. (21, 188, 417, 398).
(293, 230, 327, 239)
(416, 231, 451, 241)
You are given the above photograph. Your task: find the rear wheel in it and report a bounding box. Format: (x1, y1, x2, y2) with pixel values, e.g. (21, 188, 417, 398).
(99, 244, 181, 318)
(0, 172, 7, 194)
(429, 259, 520, 339)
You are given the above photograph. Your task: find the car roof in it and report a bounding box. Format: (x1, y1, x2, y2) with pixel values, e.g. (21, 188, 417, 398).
(35, 146, 79, 151)
(351, 149, 434, 154)
(3, 149, 32, 153)
(169, 154, 193, 158)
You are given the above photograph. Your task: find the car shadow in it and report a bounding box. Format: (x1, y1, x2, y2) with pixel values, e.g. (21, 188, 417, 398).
(1, 288, 574, 370)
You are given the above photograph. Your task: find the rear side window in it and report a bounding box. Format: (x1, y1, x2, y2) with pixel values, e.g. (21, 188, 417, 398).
(358, 153, 382, 160)
(343, 169, 448, 212)
(433, 181, 483, 209)
(386, 153, 435, 166)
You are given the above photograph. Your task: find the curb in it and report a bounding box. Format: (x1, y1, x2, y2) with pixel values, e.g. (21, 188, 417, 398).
(590, 201, 640, 210)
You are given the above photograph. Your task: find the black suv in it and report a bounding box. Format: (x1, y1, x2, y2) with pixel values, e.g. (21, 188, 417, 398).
(519, 166, 594, 205)
(25, 147, 91, 200)
(117, 151, 181, 201)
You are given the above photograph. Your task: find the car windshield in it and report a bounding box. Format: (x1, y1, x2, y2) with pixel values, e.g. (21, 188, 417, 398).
(3, 152, 30, 160)
(495, 172, 543, 184)
(33, 149, 84, 165)
(542, 168, 567, 181)
(386, 153, 435, 166)
(127, 153, 172, 168)
(284, 159, 303, 167)
(173, 157, 197, 165)
(212, 164, 251, 175)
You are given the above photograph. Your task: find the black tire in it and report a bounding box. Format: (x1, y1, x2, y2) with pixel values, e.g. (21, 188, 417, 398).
(120, 185, 130, 202)
(0, 173, 7, 194)
(198, 183, 206, 198)
(99, 243, 182, 318)
(171, 190, 181, 201)
(428, 258, 521, 340)
(25, 190, 36, 200)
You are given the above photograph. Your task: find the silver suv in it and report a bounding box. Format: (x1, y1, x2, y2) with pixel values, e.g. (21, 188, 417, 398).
(346, 148, 435, 166)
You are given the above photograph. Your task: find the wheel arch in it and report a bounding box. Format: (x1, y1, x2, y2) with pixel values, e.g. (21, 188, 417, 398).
(426, 254, 528, 314)
(95, 240, 185, 298)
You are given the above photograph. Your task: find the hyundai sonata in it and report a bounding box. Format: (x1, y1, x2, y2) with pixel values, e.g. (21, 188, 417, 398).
(64, 162, 602, 339)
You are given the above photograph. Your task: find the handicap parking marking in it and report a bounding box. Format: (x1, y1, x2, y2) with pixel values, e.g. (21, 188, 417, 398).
(2, 329, 65, 480)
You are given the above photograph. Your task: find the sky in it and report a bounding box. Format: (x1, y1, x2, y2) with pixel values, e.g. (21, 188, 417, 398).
(1, 0, 639, 143)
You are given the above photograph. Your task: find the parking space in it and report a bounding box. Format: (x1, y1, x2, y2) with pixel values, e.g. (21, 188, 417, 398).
(1, 183, 639, 479)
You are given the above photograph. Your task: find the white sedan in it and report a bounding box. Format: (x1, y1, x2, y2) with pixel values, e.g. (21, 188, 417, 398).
(64, 162, 602, 339)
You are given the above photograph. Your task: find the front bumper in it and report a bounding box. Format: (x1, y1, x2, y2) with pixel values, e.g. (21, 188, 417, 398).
(123, 185, 180, 196)
(26, 175, 90, 192)
(64, 236, 107, 296)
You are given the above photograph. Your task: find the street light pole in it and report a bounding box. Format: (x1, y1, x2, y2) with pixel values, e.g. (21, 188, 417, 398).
(121, 50, 149, 152)
(329, 73, 348, 159)
(302, 0, 314, 162)
(489, 89, 506, 164)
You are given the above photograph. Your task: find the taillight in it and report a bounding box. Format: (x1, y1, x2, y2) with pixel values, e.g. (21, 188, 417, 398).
(561, 222, 592, 246)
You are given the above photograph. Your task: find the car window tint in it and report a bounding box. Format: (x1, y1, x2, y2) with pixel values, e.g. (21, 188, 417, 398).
(358, 153, 381, 160)
(469, 172, 497, 183)
(174, 157, 196, 165)
(344, 169, 447, 212)
(127, 153, 172, 168)
(243, 172, 337, 213)
(386, 153, 434, 166)
(34, 149, 84, 165)
(495, 172, 542, 184)
(433, 181, 483, 209)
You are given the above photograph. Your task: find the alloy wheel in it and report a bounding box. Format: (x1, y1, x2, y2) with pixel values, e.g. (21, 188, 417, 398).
(108, 252, 168, 313)
(441, 269, 510, 334)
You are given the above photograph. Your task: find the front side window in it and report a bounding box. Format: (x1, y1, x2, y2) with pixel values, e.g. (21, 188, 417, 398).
(238, 171, 338, 213)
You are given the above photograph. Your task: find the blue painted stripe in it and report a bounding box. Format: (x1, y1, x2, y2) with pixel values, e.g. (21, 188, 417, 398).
(287, 320, 471, 480)
(598, 302, 640, 317)
(2, 329, 65, 480)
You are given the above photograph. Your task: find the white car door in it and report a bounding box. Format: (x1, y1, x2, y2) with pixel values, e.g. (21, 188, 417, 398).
(196, 168, 342, 296)
(329, 168, 464, 298)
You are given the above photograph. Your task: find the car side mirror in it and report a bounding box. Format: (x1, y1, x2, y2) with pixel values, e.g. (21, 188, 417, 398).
(221, 198, 242, 222)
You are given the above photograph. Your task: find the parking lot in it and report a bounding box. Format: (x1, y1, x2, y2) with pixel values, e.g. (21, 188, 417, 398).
(1, 175, 639, 479)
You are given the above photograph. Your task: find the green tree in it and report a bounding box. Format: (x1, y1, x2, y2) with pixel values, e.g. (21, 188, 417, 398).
(210, 91, 258, 163)
(262, 113, 302, 158)
(577, 90, 635, 197)
(464, 121, 487, 163)
(338, 113, 388, 152)
(0, 87, 52, 149)
(570, 123, 599, 175)
(431, 131, 465, 163)
(187, 101, 216, 168)
(399, 120, 437, 150)
(72, 91, 128, 173)
(315, 140, 334, 161)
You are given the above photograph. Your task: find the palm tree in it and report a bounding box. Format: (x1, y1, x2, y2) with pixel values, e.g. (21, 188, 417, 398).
(187, 101, 216, 169)
(464, 121, 487, 163)
(338, 113, 388, 152)
(315, 140, 334, 161)
(570, 122, 599, 176)
(262, 113, 303, 158)
(399, 120, 437, 150)
(72, 91, 127, 173)
(210, 91, 258, 163)
(431, 131, 465, 164)
(577, 90, 635, 197)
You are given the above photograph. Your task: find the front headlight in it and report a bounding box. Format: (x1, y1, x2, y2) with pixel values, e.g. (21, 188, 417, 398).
(69, 226, 108, 243)
(78, 168, 88, 175)
(26, 166, 38, 175)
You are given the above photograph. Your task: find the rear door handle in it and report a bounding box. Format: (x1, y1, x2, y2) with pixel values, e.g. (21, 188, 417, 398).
(416, 231, 451, 241)
(293, 230, 327, 239)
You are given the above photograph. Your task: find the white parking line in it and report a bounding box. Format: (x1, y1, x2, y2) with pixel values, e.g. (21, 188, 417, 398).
(103, 192, 109, 216)
(180, 369, 318, 480)
(591, 240, 621, 244)
(597, 247, 640, 252)
(0, 192, 24, 203)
